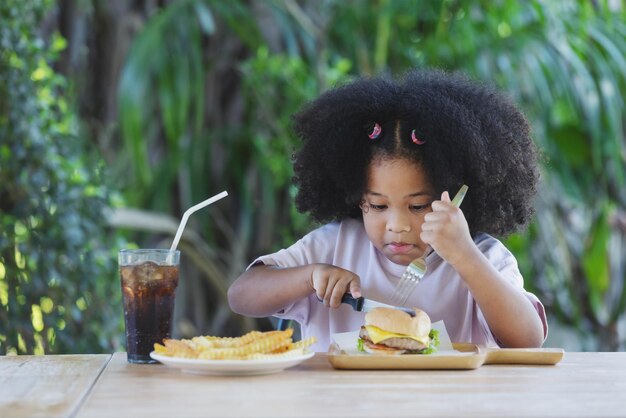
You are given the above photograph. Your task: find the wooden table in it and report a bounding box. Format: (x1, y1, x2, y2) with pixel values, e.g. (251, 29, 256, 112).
(1, 352, 625, 418)
(0, 354, 109, 418)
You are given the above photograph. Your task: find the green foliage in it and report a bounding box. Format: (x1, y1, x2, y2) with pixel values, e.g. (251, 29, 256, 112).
(239, 48, 352, 249)
(5, 0, 626, 351)
(118, 0, 217, 207)
(114, 0, 626, 348)
(0, 0, 123, 354)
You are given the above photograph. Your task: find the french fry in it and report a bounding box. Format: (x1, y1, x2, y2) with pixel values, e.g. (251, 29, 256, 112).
(162, 338, 200, 358)
(198, 329, 293, 360)
(153, 342, 168, 354)
(291, 336, 317, 350)
(192, 330, 265, 349)
(155, 329, 316, 360)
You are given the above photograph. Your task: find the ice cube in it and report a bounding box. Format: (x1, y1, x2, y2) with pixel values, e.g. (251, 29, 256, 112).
(133, 261, 160, 282)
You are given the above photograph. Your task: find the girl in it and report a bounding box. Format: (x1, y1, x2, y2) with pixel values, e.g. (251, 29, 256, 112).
(228, 69, 547, 351)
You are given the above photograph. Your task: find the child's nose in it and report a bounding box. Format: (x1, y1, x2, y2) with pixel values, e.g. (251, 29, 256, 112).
(386, 212, 411, 233)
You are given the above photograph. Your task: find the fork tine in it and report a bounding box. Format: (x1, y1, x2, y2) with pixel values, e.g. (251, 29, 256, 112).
(394, 280, 409, 305)
(391, 286, 404, 306)
(390, 287, 402, 306)
(397, 276, 419, 306)
(400, 273, 418, 300)
(394, 253, 428, 304)
(396, 274, 413, 300)
(395, 274, 417, 306)
(390, 273, 406, 304)
(391, 271, 415, 305)
(391, 264, 425, 306)
(391, 284, 404, 304)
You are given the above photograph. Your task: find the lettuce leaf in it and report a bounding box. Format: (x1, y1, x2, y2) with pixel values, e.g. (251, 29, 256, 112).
(356, 338, 365, 352)
(406, 329, 440, 354)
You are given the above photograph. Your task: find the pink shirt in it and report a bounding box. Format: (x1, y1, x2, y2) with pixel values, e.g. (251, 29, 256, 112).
(253, 218, 547, 352)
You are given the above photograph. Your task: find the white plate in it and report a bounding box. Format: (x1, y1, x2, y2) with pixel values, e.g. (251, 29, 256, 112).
(149, 351, 315, 376)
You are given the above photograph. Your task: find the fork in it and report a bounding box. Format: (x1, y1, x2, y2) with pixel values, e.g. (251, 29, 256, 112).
(390, 184, 469, 306)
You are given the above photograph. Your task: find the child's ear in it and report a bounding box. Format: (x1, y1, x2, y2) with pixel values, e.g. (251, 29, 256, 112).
(441, 191, 451, 202)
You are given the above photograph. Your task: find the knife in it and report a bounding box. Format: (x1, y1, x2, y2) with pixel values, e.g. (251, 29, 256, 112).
(337, 293, 416, 317)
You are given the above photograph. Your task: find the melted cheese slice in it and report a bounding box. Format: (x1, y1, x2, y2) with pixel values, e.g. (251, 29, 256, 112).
(365, 325, 430, 345)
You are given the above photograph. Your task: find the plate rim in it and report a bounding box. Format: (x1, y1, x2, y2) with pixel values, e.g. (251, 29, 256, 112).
(149, 350, 315, 373)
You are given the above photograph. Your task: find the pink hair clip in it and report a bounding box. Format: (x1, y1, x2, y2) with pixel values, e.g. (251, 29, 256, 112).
(368, 123, 382, 139)
(411, 129, 426, 145)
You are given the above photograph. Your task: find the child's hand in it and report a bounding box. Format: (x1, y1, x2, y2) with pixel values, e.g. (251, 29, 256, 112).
(310, 264, 361, 308)
(420, 191, 474, 266)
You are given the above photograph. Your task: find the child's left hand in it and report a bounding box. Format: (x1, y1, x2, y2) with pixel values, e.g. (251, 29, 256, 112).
(420, 191, 475, 267)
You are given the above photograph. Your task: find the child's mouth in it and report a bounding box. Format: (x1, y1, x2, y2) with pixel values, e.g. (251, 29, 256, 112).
(387, 242, 414, 254)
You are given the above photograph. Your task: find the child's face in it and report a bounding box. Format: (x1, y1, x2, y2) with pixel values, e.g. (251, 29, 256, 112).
(361, 157, 434, 266)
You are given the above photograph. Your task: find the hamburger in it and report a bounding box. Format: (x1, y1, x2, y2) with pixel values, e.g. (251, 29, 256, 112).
(357, 307, 439, 355)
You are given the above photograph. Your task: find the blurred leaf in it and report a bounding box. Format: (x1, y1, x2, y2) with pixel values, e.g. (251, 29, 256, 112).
(551, 126, 590, 168)
(0, 0, 123, 354)
(582, 207, 610, 317)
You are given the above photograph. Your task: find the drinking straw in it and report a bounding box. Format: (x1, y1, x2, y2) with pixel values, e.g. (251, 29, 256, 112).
(169, 191, 228, 252)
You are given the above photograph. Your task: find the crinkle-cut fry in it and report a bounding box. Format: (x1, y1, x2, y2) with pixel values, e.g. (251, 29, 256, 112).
(197, 330, 294, 360)
(246, 337, 317, 359)
(159, 329, 314, 360)
(191, 331, 263, 348)
(270, 345, 291, 354)
(265, 336, 316, 355)
(153, 342, 168, 354)
(291, 336, 317, 350)
(162, 338, 200, 358)
(197, 331, 293, 360)
(192, 330, 266, 349)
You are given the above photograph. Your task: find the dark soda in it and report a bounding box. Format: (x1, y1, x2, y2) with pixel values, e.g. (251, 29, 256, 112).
(120, 261, 179, 363)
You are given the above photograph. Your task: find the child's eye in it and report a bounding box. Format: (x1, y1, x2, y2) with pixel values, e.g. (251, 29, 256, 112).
(369, 203, 387, 211)
(410, 204, 431, 212)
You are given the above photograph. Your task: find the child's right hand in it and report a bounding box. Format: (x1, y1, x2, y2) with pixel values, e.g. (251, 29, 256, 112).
(310, 264, 361, 308)
(422, 191, 474, 267)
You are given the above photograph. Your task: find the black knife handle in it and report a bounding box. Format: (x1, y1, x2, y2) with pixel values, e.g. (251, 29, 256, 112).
(316, 293, 364, 312)
(341, 293, 364, 312)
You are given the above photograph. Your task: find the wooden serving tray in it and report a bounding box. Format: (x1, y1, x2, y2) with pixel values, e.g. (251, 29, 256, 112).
(327, 342, 564, 370)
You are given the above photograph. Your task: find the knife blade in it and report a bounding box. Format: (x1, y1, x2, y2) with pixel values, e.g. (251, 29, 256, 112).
(339, 293, 416, 317)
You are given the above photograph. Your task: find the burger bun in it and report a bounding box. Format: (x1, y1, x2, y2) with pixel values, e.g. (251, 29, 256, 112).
(364, 307, 431, 339)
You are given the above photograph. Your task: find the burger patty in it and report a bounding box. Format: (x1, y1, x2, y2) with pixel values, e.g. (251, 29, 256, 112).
(359, 326, 428, 351)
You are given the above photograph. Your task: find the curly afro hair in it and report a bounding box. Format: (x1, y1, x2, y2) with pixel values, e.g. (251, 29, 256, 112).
(292, 69, 539, 238)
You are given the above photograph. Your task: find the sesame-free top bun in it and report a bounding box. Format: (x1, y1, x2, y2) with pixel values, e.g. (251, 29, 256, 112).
(364, 307, 431, 338)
